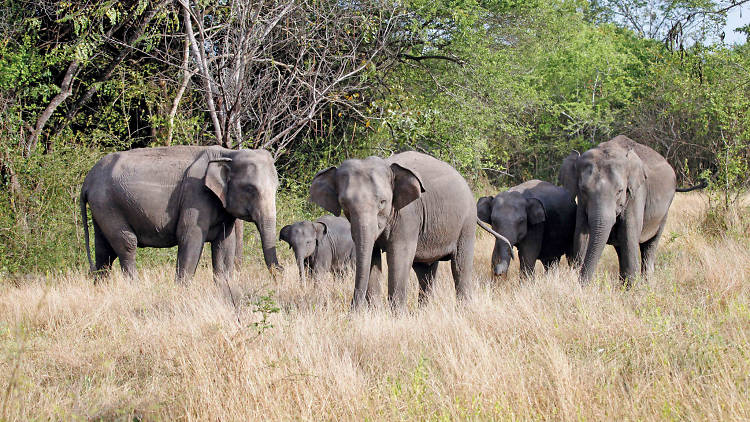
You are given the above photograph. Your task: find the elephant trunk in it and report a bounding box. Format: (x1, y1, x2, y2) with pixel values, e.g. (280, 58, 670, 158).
(350, 213, 377, 310)
(294, 247, 307, 284)
(491, 240, 513, 276)
(580, 208, 615, 283)
(256, 217, 280, 270)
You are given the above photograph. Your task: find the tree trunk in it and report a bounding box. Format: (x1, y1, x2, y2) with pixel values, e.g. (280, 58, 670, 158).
(181, 0, 223, 143)
(167, 32, 193, 146)
(24, 60, 80, 157)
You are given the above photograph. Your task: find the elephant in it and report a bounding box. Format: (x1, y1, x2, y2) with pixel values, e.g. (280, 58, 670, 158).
(558, 135, 677, 286)
(80, 145, 280, 283)
(309, 151, 512, 310)
(279, 215, 355, 283)
(477, 180, 576, 278)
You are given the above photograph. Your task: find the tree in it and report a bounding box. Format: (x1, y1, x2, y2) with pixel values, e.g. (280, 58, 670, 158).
(588, 0, 749, 46)
(177, 0, 415, 156)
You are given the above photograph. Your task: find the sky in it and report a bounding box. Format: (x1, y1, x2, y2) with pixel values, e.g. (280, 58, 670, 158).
(723, 3, 749, 44)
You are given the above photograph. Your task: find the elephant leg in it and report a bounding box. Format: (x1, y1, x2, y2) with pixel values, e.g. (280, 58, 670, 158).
(98, 217, 138, 279)
(640, 216, 667, 279)
(366, 249, 383, 306)
(311, 250, 332, 283)
(386, 240, 417, 310)
(451, 224, 476, 302)
(210, 222, 236, 283)
(518, 228, 543, 278)
(540, 257, 557, 273)
(413, 262, 439, 304)
(518, 254, 536, 279)
(617, 217, 643, 288)
(93, 221, 116, 277)
(572, 205, 589, 267)
(176, 223, 207, 284)
(233, 219, 244, 268)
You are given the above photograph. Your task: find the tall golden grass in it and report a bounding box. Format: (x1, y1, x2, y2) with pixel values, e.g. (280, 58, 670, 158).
(1, 193, 748, 420)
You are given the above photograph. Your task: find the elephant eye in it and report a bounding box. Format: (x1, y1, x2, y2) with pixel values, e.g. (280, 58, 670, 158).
(378, 199, 387, 209)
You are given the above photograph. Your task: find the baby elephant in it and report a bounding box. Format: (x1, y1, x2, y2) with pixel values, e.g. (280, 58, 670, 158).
(280, 215, 355, 282)
(477, 180, 576, 277)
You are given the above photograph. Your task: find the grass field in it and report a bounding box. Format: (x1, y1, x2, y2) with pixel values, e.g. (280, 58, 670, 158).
(1, 193, 748, 420)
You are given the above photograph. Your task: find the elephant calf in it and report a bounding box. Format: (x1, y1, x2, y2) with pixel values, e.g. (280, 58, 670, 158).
(477, 180, 576, 278)
(280, 215, 355, 283)
(80, 145, 280, 283)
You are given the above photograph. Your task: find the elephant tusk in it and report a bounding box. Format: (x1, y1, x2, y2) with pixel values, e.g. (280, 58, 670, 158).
(476, 218, 514, 259)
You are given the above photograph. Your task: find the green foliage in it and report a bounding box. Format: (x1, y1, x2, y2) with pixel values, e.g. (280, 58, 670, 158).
(0, 0, 747, 275)
(0, 144, 99, 274)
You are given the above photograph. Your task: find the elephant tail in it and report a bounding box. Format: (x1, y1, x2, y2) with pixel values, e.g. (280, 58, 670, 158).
(676, 179, 708, 192)
(476, 218, 514, 259)
(80, 187, 94, 273)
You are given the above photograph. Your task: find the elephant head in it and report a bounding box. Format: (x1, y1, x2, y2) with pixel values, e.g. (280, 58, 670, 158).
(309, 157, 424, 308)
(203, 148, 280, 269)
(477, 191, 545, 276)
(279, 220, 328, 282)
(559, 144, 646, 283)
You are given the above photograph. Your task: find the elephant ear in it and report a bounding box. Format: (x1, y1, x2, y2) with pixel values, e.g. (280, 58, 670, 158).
(310, 167, 341, 216)
(314, 221, 328, 242)
(391, 163, 425, 210)
(476, 196, 494, 224)
(526, 198, 546, 225)
(279, 224, 293, 245)
(204, 157, 232, 208)
(559, 151, 580, 198)
(625, 149, 647, 196)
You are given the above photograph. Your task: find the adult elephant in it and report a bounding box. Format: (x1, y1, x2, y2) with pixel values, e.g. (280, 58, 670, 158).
(310, 151, 512, 310)
(559, 135, 676, 286)
(280, 215, 355, 283)
(477, 180, 576, 278)
(80, 145, 280, 282)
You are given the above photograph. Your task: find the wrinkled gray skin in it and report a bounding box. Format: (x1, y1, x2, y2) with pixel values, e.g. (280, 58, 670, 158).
(280, 215, 355, 283)
(310, 151, 512, 310)
(477, 180, 576, 278)
(80, 145, 280, 283)
(559, 135, 676, 286)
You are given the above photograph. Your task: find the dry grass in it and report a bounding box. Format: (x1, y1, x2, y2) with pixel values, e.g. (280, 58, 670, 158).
(1, 193, 749, 421)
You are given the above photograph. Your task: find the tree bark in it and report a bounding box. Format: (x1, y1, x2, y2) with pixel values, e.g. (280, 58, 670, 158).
(24, 60, 80, 157)
(181, 0, 223, 143)
(167, 31, 194, 146)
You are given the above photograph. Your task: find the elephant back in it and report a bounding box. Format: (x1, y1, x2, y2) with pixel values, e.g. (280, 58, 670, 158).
(387, 151, 474, 207)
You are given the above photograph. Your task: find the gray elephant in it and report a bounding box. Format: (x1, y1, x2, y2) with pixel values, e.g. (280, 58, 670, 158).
(477, 180, 576, 278)
(80, 145, 280, 282)
(558, 135, 677, 286)
(310, 151, 512, 310)
(279, 215, 355, 283)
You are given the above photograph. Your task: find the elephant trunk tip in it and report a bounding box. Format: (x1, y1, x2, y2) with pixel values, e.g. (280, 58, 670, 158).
(493, 262, 509, 277)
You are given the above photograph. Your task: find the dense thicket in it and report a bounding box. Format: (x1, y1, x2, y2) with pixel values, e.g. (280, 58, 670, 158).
(1, 0, 748, 273)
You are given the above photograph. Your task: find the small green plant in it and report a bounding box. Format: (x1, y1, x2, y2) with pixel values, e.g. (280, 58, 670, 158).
(249, 290, 280, 335)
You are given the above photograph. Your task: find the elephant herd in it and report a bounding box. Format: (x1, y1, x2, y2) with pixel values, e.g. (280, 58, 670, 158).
(80, 135, 702, 310)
